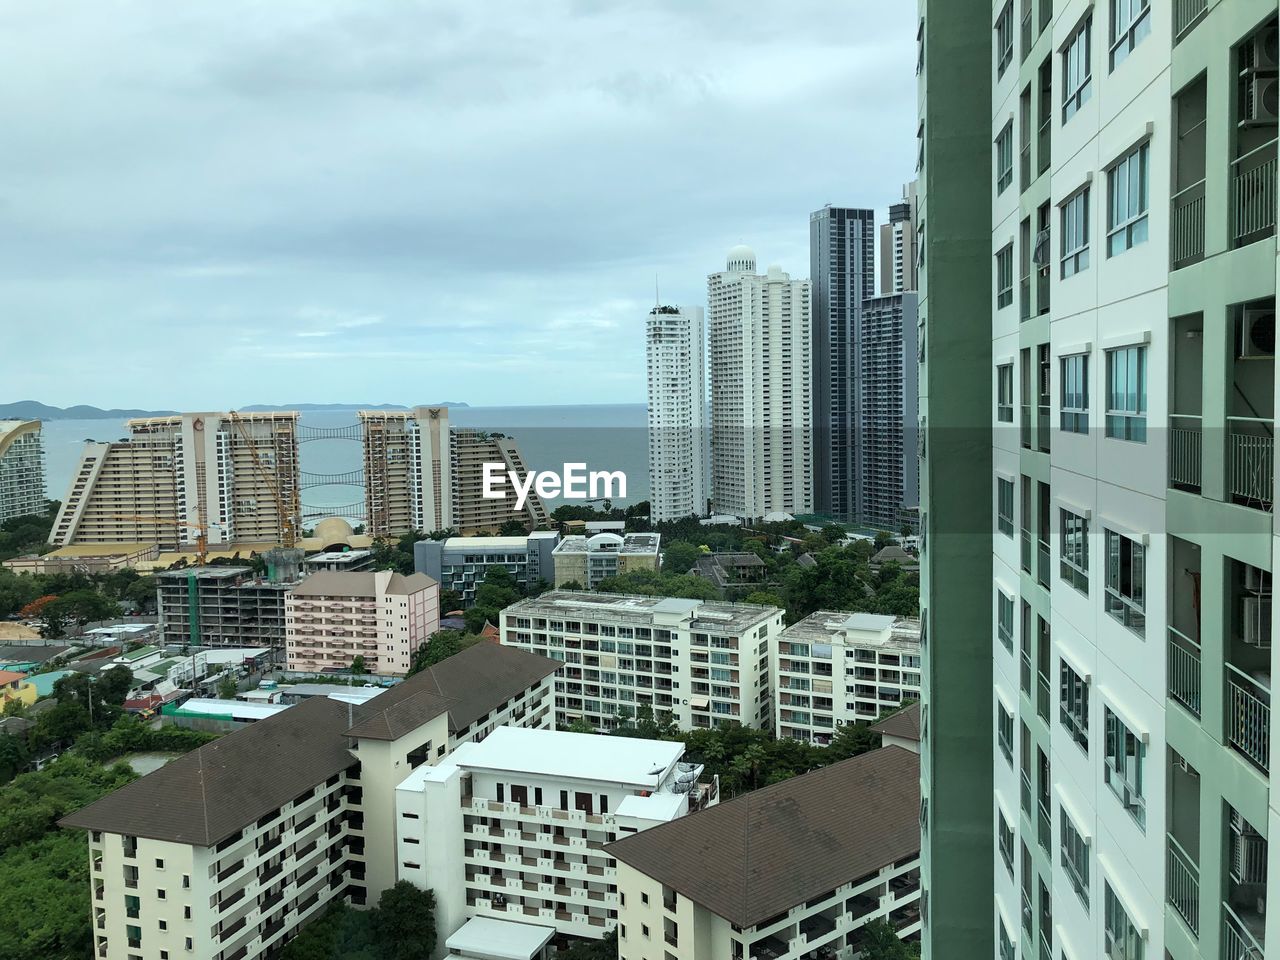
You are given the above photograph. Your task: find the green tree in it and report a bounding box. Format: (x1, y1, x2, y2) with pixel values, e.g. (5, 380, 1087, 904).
(122, 576, 157, 613)
(555, 930, 618, 959)
(821, 524, 846, 544)
(371, 880, 437, 960)
(350, 655, 366, 675)
(279, 902, 377, 960)
(52, 589, 121, 628)
(661, 541, 702, 575)
(856, 919, 919, 959)
(217, 674, 239, 700)
(873, 530, 894, 551)
(497, 518, 528, 537)
(827, 721, 881, 760)
(559, 579, 585, 591)
(407, 629, 482, 676)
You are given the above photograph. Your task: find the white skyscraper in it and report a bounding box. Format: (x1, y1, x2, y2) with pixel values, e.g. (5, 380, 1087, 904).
(708, 245, 811, 518)
(645, 304, 707, 522)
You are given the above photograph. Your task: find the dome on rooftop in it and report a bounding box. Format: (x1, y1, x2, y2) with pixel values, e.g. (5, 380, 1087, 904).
(726, 244, 756, 273)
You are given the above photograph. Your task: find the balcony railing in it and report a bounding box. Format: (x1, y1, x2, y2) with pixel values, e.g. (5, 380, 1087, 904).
(1037, 801, 1051, 853)
(1020, 649, 1032, 696)
(1037, 404, 1050, 452)
(1223, 901, 1266, 960)
(1169, 414, 1203, 492)
(1167, 833, 1199, 937)
(1228, 419, 1275, 512)
(1171, 181, 1206, 267)
(1225, 663, 1271, 775)
(1037, 119, 1051, 175)
(1020, 4, 1032, 61)
(1020, 143, 1032, 193)
(1174, 0, 1208, 41)
(1233, 140, 1278, 246)
(1020, 771, 1032, 816)
(1019, 274, 1031, 321)
(1036, 267, 1049, 315)
(1021, 529, 1032, 573)
(1036, 671, 1050, 721)
(1021, 404, 1032, 449)
(1036, 538, 1050, 589)
(1168, 626, 1202, 718)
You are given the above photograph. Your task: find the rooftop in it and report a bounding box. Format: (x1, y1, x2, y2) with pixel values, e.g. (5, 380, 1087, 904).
(289, 569, 436, 598)
(552, 533, 660, 555)
(781, 611, 921, 651)
(606, 747, 920, 928)
(451, 726, 683, 788)
(445, 917, 555, 960)
(870, 703, 922, 743)
(0, 645, 69, 664)
(440, 536, 537, 550)
(42, 542, 157, 558)
(504, 591, 780, 632)
(0, 670, 27, 687)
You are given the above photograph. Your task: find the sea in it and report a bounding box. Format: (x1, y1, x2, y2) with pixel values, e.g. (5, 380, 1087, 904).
(39, 404, 650, 523)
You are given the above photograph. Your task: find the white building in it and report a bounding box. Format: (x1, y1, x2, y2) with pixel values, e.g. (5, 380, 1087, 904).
(395, 726, 713, 956)
(499, 591, 784, 731)
(0, 419, 45, 523)
(774, 611, 922, 745)
(550, 533, 660, 589)
(708, 246, 812, 519)
(608, 746, 922, 960)
(415, 532, 561, 606)
(645, 304, 708, 522)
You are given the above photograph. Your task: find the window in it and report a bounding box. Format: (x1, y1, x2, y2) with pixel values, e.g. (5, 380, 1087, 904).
(997, 591, 1014, 651)
(1060, 810, 1090, 911)
(1104, 882, 1144, 958)
(1062, 17, 1092, 120)
(1104, 529, 1145, 634)
(1105, 345, 1146, 441)
(1060, 354, 1088, 433)
(1109, 0, 1150, 71)
(1104, 708, 1145, 827)
(1059, 509, 1088, 593)
(996, 1, 1014, 76)
(998, 810, 1014, 879)
(997, 702, 1014, 765)
(1059, 660, 1089, 750)
(996, 244, 1014, 308)
(996, 122, 1014, 193)
(997, 364, 1014, 422)
(1060, 187, 1090, 277)
(997, 478, 1015, 537)
(1107, 142, 1149, 255)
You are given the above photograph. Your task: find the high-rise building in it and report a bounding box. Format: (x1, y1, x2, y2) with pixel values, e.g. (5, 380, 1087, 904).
(0, 419, 45, 523)
(359, 407, 452, 537)
(451, 428, 551, 534)
(708, 246, 812, 519)
(646, 304, 708, 522)
(858, 292, 920, 530)
(50, 412, 300, 550)
(879, 182, 919, 295)
(810, 207, 875, 523)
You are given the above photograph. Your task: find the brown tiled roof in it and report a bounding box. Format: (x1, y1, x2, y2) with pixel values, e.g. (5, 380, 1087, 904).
(343, 643, 560, 741)
(289, 570, 436, 598)
(870, 702, 921, 743)
(59, 697, 358, 846)
(605, 747, 920, 928)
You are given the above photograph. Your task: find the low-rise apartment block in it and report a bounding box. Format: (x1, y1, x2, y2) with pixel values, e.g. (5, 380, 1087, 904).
(285, 570, 439, 676)
(773, 611, 921, 744)
(396, 726, 712, 950)
(0, 419, 45, 523)
(61, 643, 560, 960)
(415, 532, 560, 607)
(500, 591, 783, 731)
(156, 567, 294, 651)
(551, 533, 660, 589)
(608, 746, 922, 960)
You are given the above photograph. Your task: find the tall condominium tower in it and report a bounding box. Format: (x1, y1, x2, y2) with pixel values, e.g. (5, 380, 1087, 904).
(0, 419, 46, 523)
(880, 181, 920, 295)
(645, 304, 708, 522)
(708, 245, 812, 519)
(451, 428, 550, 534)
(858, 292, 919, 531)
(359, 406, 452, 537)
(50, 412, 300, 550)
(810, 207, 876, 522)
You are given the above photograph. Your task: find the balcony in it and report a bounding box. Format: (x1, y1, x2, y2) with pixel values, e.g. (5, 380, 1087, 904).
(1020, 529, 1032, 574)
(1037, 119, 1051, 176)
(1174, 0, 1208, 41)
(1036, 671, 1050, 722)
(1167, 627, 1202, 718)
(1233, 140, 1278, 247)
(1169, 415, 1203, 492)
(1036, 405, 1050, 453)
(1036, 539, 1050, 589)
(1224, 901, 1266, 960)
(1167, 834, 1199, 937)
(1226, 663, 1270, 774)
(1020, 771, 1032, 816)
(1020, 404, 1032, 449)
(1228, 419, 1274, 512)
(1036, 801, 1050, 853)
(1171, 181, 1206, 268)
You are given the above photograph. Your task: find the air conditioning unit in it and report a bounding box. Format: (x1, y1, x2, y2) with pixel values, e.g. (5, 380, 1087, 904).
(1244, 73, 1280, 124)
(1242, 595, 1272, 648)
(1174, 755, 1200, 777)
(1244, 564, 1271, 592)
(1247, 24, 1280, 72)
(1230, 809, 1269, 885)
(1240, 305, 1276, 358)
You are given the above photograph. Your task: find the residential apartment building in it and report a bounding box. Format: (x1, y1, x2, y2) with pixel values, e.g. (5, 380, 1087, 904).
(50, 412, 301, 550)
(773, 611, 922, 745)
(708, 246, 812, 519)
(499, 591, 784, 731)
(396, 726, 712, 949)
(810, 207, 876, 523)
(858, 291, 921, 530)
(415, 532, 560, 606)
(551, 533, 659, 589)
(880, 181, 920, 295)
(608, 746, 922, 960)
(61, 643, 561, 960)
(452, 429, 551, 534)
(359, 407, 453, 538)
(285, 570, 439, 676)
(645, 304, 708, 522)
(0, 419, 45, 523)
(156, 566, 294, 651)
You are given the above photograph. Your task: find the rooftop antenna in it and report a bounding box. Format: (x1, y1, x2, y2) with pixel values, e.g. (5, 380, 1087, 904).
(655, 274, 660, 308)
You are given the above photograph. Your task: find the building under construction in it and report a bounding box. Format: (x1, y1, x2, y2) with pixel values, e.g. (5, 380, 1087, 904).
(155, 549, 303, 651)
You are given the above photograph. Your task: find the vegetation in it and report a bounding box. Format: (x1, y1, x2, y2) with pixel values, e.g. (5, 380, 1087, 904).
(407, 629, 483, 677)
(857, 919, 921, 959)
(595, 566, 720, 601)
(554, 929, 618, 959)
(0, 504, 57, 562)
(281, 881, 437, 960)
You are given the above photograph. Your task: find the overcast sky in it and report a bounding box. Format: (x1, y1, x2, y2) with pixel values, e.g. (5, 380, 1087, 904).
(2, 1, 915, 410)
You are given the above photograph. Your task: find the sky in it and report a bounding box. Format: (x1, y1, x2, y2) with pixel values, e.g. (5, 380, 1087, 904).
(1, 0, 916, 410)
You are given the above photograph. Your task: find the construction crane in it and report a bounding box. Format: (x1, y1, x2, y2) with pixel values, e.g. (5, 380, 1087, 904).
(226, 411, 299, 548)
(104, 515, 220, 565)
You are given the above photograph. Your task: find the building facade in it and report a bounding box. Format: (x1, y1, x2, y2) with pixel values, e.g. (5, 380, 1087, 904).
(708, 246, 812, 519)
(285, 570, 439, 676)
(858, 291, 920, 530)
(499, 591, 784, 731)
(415, 532, 560, 607)
(550, 533, 659, 589)
(645, 304, 708, 522)
(880, 181, 920, 295)
(810, 207, 876, 523)
(50, 412, 301, 550)
(452, 429, 551, 534)
(155, 566, 293, 651)
(360, 407, 453, 538)
(773, 611, 922, 744)
(0, 419, 45, 523)
(396, 726, 711, 950)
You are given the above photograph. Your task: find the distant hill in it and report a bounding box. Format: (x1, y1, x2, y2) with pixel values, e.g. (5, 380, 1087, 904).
(0, 401, 177, 421)
(239, 402, 469, 411)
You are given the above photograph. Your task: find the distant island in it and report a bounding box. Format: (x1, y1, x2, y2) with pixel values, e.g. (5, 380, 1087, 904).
(0, 400, 469, 420)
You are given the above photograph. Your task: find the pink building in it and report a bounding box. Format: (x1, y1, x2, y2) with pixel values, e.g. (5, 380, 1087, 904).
(285, 570, 439, 676)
